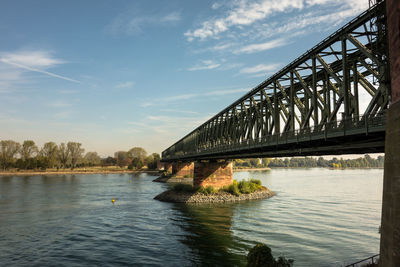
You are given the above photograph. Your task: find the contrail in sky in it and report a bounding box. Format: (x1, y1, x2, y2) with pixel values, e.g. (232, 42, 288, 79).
(0, 58, 81, 84)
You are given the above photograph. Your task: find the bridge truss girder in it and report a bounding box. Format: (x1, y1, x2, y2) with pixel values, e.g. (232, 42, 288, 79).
(162, 1, 389, 162)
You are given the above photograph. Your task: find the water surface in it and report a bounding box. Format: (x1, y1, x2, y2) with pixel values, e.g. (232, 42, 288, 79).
(0, 169, 383, 266)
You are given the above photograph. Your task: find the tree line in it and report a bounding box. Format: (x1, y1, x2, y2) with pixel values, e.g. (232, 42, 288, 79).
(0, 140, 160, 171)
(234, 155, 384, 169)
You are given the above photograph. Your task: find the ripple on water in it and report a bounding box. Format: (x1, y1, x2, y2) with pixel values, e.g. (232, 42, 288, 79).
(0, 170, 383, 267)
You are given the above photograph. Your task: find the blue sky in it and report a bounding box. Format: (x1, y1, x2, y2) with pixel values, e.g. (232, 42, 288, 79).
(0, 0, 369, 156)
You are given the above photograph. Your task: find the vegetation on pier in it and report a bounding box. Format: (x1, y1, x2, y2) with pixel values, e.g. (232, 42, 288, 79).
(156, 179, 274, 203)
(171, 179, 263, 196)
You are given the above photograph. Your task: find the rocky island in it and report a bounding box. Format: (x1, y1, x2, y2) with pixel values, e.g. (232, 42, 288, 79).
(154, 179, 275, 203)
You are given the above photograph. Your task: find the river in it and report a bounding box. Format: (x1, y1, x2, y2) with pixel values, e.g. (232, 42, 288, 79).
(0, 169, 382, 266)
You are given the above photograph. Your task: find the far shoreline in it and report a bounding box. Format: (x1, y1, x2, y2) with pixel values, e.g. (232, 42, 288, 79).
(234, 167, 271, 171)
(0, 169, 160, 176)
(0, 166, 384, 177)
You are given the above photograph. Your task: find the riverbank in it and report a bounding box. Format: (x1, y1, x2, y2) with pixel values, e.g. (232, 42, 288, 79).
(234, 167, 271, 171)
(154, 186, 275, 203)
(0, 169, 160, 176)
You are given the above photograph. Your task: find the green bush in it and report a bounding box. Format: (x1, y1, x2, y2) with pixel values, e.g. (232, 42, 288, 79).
(222, 180, 241, 196)
(239, 180, 252, 194)
(247, 243, 293, 267)
(221, 179, 262, 196)
(249, 178, 261, 186)
(198, 186, 216, 195)
(172, 179, 263, 196)
(247, 243, 275, 267)
(240, 179, 262, 194)
(276, 256, 294, 267)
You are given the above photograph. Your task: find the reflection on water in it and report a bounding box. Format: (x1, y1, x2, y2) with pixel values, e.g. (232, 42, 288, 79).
(0, 169, 383, 266)
(173, 203, 245, 266)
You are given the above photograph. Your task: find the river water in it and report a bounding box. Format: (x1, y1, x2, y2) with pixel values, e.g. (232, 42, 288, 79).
(0, 169, 382, 266)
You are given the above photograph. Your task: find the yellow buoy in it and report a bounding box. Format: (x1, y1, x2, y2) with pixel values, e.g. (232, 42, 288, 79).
(112, 198, 115, 204)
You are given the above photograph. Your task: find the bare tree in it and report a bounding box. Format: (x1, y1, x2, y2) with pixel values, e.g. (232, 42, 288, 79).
(0, 140, 21, 170)
(127, 147, 147, 161)
(58, 143, 70, 169)
(21, 140, 38, 161)
(40, 142, 59, 168)
(67, 142, 84, 170)
(84, 152, 101, 166)
(114, 151, 129, 167)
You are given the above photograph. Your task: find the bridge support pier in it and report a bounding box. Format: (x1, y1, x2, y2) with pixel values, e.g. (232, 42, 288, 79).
(164, 163, 173, 174)
(193, 161, 233, 188)
(172, 162, 194, 178)
(380, 0, 400, 266)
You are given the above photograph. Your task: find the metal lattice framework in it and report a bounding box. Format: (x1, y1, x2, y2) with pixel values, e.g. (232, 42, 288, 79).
(162, 1, 390, 162)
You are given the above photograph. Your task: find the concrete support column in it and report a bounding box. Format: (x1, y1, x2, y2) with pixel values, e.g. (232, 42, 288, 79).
(380, 0, 400, 266)
(172, 162, 194, 178)
(193, 161, 233, 188)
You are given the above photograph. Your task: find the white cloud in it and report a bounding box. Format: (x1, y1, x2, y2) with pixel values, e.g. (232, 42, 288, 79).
(47, 100, 72, 108)
(127, 121, 148, 127)
(164, 93, 199, 101)
(212, 43, 234, 51)
(160, 12, 181, 23)
(58, 89, 79, 94)
(115, 81, 134, 89)
(212, 2, 222, 10)
(141, 87, 250, 107)
(160, 108, 199, 114)
(235, 38, 287, 54)
(145, 114, 212, 131)
(240, 63, 281, 74)
(185, 0, 368, 42)
(205, 88, 248, 96)
(53, 111, 74, 119)
(187, 60, 221, 71)
(0, 50, 80, 84)
(106, 11, 181, 35)
(1, 51, 63, 68)
(185, 0, 304, 41)
(254, 8, 366, 39)
(0, 65, 25, 93)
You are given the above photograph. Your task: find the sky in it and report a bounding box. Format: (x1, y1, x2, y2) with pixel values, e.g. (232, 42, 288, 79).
(0, 0, 371, 157)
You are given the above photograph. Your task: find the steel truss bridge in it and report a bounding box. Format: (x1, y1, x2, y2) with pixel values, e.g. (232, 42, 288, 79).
(162, 1, 390, 162)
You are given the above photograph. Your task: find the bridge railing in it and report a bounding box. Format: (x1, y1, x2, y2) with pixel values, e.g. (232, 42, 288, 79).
(345, 254, 379, 267)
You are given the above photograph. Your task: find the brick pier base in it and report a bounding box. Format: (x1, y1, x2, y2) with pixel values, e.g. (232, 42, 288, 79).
(172, 162, 194, 178)
(193, 161, 233, 188)
(164, 163, 173, 174)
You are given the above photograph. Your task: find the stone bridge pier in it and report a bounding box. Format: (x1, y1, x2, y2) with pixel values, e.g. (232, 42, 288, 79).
(380, 0, 400, 266)
(165, 160, 233, 188)
(171, 162, 194, 178)
(193, 161, 233, 188)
